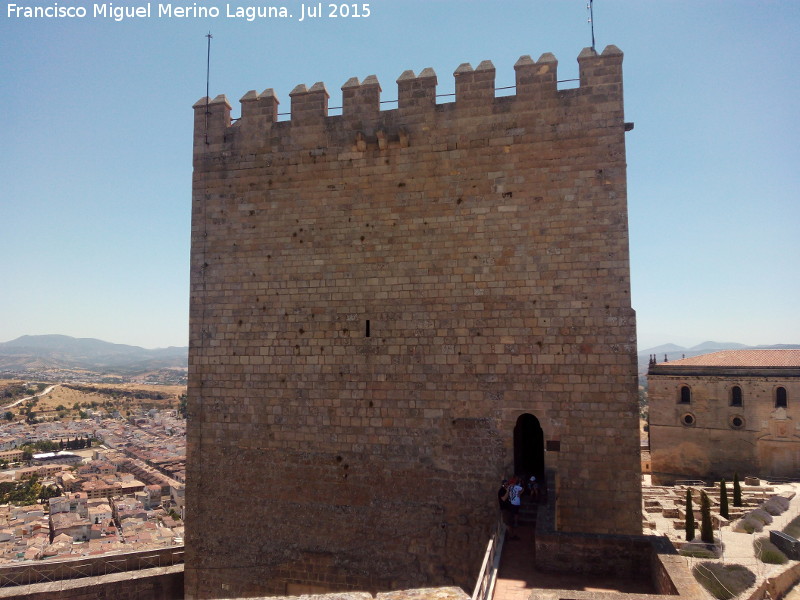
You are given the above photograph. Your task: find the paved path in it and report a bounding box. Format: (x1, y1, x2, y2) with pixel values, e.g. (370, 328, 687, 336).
(0, 384, 58, 409)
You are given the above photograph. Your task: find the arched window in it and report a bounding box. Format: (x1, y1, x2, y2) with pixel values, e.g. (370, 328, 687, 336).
(776, 387, 788, 409)
(679, 385, 691, 404)
(731, 386, 743, 407)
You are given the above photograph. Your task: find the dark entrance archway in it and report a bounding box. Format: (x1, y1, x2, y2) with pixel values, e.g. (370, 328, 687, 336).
(513, 413, 544, 479)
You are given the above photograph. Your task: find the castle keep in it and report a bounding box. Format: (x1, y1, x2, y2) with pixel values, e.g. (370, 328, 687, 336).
(186, 46, 641, 598)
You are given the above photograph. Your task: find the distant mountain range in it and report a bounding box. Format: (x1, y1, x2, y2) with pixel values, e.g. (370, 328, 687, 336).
(637, 341, 800, 375)
(0, 335, 187, 375)
(2, 334, 796, 379)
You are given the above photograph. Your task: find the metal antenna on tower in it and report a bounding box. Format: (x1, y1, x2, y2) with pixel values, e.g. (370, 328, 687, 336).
(205, 31, 213, 145)
(587, 0, 596, 51)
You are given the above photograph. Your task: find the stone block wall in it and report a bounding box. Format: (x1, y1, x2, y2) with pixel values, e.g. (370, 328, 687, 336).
(649, 371, 800, 483)
(186, 45, 641, 599)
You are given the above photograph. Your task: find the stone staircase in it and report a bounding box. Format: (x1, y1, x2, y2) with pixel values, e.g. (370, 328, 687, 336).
(518, 498, 539, 527)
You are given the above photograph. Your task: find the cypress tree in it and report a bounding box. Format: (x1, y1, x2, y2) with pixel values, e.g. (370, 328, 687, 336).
(720, 478, 729, 519)
(701, 490, 714, 544)
(685, 489, 695, 541)
(733, 472, 742, 507)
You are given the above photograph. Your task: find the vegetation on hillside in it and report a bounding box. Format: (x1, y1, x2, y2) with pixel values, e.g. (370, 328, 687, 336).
(18, 437, 94, 457)
(0, 475, 61, 506)
(178, 394, 187, 418)
(0, 382, 47, 401)
(0, 379, 185, 423)
(638, 387, 648, 420)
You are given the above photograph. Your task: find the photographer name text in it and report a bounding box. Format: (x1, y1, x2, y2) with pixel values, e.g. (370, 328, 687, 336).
(6, 2, 371, 22)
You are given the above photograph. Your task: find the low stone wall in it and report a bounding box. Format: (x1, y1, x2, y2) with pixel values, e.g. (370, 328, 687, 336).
(651, 551, 703, 599)
(372, 589, 468, 600)
(744, 561, 800, 600)
(243, 588, 469, 600)
(535, 527, 654, 581)
(530, 527, 705, 599)
(0, 574, 468, 600)
(0, 546, 183, 588)
(0, 564, 183, 599)
(531, 472, 706, 599)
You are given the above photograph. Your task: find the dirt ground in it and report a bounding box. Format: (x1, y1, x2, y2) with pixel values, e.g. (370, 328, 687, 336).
(0, 380, 185, 418)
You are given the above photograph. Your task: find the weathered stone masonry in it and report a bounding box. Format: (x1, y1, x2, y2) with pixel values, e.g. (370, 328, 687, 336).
(186, 45, 641, 599)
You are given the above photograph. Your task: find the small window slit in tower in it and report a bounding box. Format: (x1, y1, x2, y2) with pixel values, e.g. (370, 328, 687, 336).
(365, 320, 370, 338)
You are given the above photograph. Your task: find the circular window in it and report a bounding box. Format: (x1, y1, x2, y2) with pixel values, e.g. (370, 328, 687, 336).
(730, 415, 745, 430)
(681, 413, 695, 427)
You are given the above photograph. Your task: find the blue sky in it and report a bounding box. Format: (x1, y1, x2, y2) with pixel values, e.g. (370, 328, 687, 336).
(1, 1, 798, 350)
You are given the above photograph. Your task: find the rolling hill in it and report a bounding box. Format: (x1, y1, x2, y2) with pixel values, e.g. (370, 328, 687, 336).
(0, 335, 187, 375)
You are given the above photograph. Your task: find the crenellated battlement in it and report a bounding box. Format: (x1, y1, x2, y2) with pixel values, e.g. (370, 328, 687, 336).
(341, 74, 381, 119)
(453, 60, 496, 104)
(193, 45, 623, 154)
(396, 67, 437, 111)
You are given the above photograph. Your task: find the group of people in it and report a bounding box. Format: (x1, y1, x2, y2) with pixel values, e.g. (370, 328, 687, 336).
(497, 475, 540, 540)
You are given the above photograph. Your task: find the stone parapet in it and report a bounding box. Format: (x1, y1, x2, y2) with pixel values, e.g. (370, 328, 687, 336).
(0, 564, 183, 600)
(192, 46, 625, 157)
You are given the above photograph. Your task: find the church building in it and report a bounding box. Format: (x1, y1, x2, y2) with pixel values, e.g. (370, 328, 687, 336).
(648, 349, 800, 484)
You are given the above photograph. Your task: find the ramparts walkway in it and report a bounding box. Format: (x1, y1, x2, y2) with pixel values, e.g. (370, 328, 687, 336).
(490, 501, 655, 600)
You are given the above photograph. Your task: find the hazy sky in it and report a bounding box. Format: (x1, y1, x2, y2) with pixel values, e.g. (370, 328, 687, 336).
(1, 1, 798, 350)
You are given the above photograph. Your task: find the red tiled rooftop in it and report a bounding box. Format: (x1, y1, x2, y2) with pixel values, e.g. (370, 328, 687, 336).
(660, 349, 800, 368)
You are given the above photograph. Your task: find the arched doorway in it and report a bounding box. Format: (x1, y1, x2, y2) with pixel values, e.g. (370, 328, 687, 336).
(513, 413, 544, 479)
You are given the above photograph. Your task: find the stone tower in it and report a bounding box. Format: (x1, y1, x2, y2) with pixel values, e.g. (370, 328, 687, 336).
(186, 45, 641, 599)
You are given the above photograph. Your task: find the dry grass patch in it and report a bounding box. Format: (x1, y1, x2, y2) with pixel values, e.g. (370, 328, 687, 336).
(753, 536, 788, 564)
(693, 562, 755, 600)
(733, 516, 764, 534)
(783, 515, 800, 540)
(14, 383, 185, 420)
(763, 495, 790, 516)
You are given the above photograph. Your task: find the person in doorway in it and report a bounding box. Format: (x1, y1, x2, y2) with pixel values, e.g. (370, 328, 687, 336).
(497, 479, 509, 509)
(508, 477, 524, 529)
(527, 475, 538, 502)
(497, 478, 519, 540)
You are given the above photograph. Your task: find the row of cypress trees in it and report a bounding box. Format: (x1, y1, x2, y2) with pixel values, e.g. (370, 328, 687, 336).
(685, 473, 743, 543)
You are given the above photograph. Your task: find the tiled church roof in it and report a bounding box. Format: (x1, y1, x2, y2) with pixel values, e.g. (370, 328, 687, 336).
(661, 349, 800, 368)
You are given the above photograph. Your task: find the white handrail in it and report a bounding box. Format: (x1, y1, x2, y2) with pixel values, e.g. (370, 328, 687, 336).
(471, 516, 505, 600)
